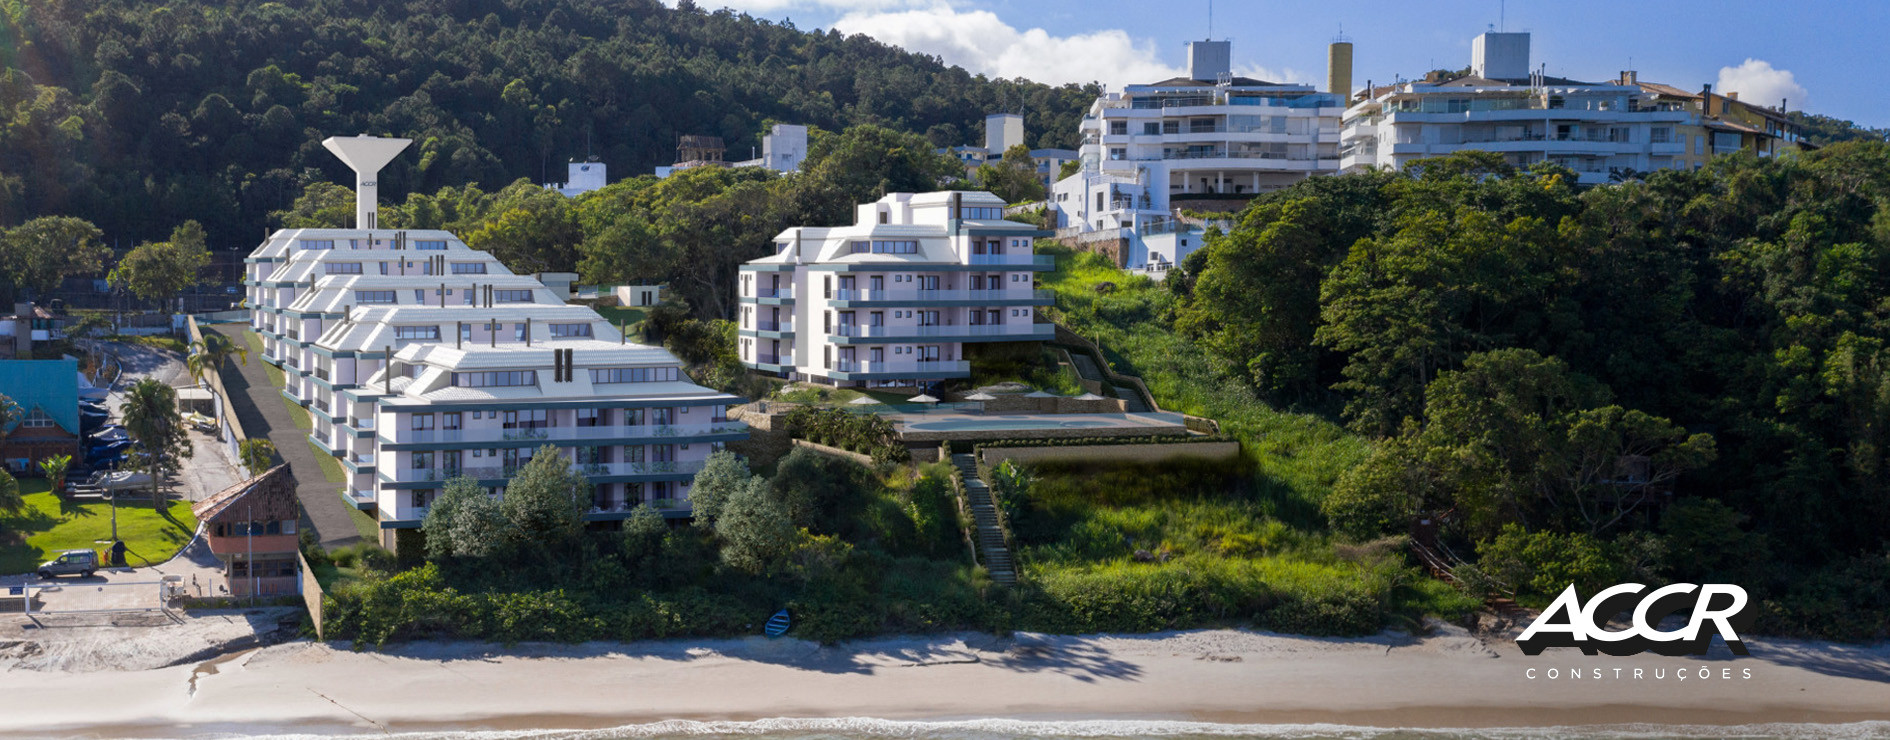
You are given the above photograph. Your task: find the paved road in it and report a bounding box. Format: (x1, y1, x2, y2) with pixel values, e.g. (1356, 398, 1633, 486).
(204, 326, 365, 549)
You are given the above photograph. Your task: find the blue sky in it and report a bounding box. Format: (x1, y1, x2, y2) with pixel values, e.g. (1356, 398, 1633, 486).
(674, 0, 1890, 129)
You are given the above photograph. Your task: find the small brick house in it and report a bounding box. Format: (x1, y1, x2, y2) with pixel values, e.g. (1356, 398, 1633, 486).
(0, 359, 82, 475)
(191, 464, 303, 597)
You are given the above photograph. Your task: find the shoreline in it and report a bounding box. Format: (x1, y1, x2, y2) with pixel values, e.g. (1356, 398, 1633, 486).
(3, 626, 1887, 737)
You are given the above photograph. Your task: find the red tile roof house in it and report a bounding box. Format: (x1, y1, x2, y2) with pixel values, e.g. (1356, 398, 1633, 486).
(190, 465, 303, 597)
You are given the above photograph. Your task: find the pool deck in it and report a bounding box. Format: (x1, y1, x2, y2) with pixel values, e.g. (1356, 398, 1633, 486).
(892, 411, 1190, 444)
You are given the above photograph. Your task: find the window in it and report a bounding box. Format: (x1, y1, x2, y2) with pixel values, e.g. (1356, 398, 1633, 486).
(415, 240, 447, 250)
(493, 290, 534, 303)
(22, 408, 54, 428)
(451, 370, 537, 387)
(1142, 122, 1160, 135)
(861, 240, 920, 254)
(394, 326, 441, 340)
(354, 290, 397, 304)
(851, 241, 870, 254)
(957, 206, 1004, 220)
(413, 289, 426, 302)
(1108, 120, 1127, 135)
(410, 414, 435, 431)
(300, 240, 335, 250)
(442, 412, 461, 430)
(411, 452, 433, 469)
(450, 262, 487, 274)
(547, 323, 592, 338)
(590, 367, 680, 384)
(503, 410, 548, 430)
(326, 263, 363, 275)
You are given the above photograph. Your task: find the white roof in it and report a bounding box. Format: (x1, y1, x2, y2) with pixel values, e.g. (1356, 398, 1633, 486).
(285, 274, 557, 314)
(246, 227, 475, 261)
(313, 305, 622, 352)
(362, 340, 726, 405)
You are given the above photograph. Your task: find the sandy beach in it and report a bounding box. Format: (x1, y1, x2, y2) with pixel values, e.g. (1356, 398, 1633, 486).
(1, 624, 1887, 737)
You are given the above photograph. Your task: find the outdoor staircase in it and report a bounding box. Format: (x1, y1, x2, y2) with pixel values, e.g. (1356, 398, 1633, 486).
(1112, 385, 1151, 412)
(953, 453, 1016, 586)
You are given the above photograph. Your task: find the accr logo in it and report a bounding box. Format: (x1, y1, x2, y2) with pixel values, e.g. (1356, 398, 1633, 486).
(1516, 583, 1754, 657)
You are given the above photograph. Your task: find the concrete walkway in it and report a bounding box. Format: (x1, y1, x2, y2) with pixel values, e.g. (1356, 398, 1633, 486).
(203, 326, 364, 548)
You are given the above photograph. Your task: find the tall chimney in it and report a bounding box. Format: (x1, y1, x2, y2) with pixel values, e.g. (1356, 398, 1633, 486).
(321, 135, 413, 230)
(1327, 41, 1353, 97)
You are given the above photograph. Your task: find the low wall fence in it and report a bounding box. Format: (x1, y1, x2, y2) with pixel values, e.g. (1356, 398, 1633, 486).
(789, 438, 877, 467)
(977, 438, 1240, 467)
(297, 550, 325, 640)
(1052, 323, 1161, 414)
(186, 316, 249, 460)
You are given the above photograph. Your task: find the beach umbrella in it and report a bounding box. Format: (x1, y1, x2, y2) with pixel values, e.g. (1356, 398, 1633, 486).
(963, 391, 997, 401)
(1074, 392, 1106, 401)
(907, 393, 940, 404)
(847, 395, 883, 405)
(1024, 390, 1058, 398)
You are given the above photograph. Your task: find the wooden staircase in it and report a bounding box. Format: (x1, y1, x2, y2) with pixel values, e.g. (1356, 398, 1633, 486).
(953, 453, 1016, 585)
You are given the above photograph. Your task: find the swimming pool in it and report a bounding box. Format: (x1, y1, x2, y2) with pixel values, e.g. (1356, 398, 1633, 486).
(902, 418, 1114, 432)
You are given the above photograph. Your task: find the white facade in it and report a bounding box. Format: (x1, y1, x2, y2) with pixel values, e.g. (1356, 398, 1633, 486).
(1050, 40, 1343, 234)
(985, 113, 1025, 154)
(243, 228, 747, 539)
(736, 192, 1053, 388)
(1339, 33, 1700, 186)
(546, 161, 608, 197)
(731, 124, 809, 173)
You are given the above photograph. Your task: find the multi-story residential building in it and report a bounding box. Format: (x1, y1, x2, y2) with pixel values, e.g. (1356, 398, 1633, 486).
(736, 191, 1053, 389)
(1051, 39, 1344, 234)
(244, 228, 511, 365)
(357, 339, 746, 549)
(304, 303, 625, 499)
(1338, 32, 1806, 185)
(245, 135, 748, 551)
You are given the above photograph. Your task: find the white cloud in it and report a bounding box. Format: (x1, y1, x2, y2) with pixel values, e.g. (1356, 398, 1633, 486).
(664, 0, 928, 13)
(1716, 59, 1808, 110)
(831, 6, 1306, 88)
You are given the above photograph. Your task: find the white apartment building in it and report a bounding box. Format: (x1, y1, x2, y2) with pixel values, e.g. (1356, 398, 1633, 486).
(736, 191, 1053, 388)
(545, 160, 608, 197)
(355, 340, 745, 547)
(1051, 40, 1344, 234)
(1339, 32, 1702, 186)
(304, 303, 622, 500)
(244, 136, 748, 550)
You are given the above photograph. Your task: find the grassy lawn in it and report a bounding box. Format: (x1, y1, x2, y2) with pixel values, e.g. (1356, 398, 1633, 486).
(594, 305, 647, 340)
(0, 479, 199, 574)
(1039, 244, 1368, 522)
(346, 506, 379, 543)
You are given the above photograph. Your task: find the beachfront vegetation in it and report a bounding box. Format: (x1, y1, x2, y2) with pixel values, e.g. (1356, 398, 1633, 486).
(781, 407, 910, 465)
(1157, 144, 1890, 640)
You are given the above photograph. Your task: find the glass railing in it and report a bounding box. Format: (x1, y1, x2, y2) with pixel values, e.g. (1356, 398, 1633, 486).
(832, 323, 1052, 339)
(393, 421, 747, 444)
(833, 360, 970, 374)
(755, 286, 795, 299)
(834, 288, 1051, 302)
(968, 254, 1055, 266)
(754, 354, 793, 365)
(752, 320, 793, 332)
(395, 459, 707, 483)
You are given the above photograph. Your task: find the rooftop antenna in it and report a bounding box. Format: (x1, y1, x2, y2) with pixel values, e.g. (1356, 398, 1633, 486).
(321, 135, 412, 230)
(1500, 0, 1506, 32)
(1208, 0, 1213, 39)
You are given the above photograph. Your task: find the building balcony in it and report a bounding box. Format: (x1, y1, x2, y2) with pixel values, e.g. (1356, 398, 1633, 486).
(829, 360, 971, 379)
(829, 322, 1054, 343)
(388, 459, 707, 484)
(754, 320, 793, 332)
(385, 421, 748, 446)
(968, 254, 1056, 267)
(749, 353, 794, 368)
(830, 288, 1053, 305)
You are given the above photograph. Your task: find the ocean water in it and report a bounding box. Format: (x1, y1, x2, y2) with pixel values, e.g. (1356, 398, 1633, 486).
(216, 718, 1890, 740)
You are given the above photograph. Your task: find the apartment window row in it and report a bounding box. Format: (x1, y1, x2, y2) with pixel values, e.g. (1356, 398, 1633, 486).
(590, 367, 681, 384)
(849, 240, 919, 254)
(493, 290, 535, 303)
(355, 290, 397, 304)
(416, 240, 447, 250)
(212, 519, 296, 537)
(394, 326, 441, 340)
(300, 240, 336, 250)
(958, 206, 1003, 220)
(547, 323, 592, 338)
(452, 370, 537, 387)
(326, 263, 364, 275)
(450, 262, 488, 274)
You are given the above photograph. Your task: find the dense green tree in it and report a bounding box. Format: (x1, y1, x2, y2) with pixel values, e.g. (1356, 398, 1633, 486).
(685, 450, 754, 526)
(501, 444, 590, 548)
(715, 476, 795, 575)
(237, 439, 276, 479)
(423, 475, 507, 559)
(108, 221, 210, 311)
(120, 378, 190, 512)
(975, 144, 1046, 204)
(0, 216, 108, 303)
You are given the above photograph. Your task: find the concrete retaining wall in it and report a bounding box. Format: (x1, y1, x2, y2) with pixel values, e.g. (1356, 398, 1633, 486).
(297, 550, 324, 640)
(790, 438, 877, 467)
(980, 440, 1240, 467)
(977, 394, 1125, 414)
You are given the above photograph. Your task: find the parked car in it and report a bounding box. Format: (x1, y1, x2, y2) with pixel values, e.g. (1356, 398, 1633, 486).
(36, 550, 98, 579)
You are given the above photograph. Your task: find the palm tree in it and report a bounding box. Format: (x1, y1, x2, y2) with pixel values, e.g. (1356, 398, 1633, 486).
(185, 333, 248, 387)
(38, 454, 72, 494)
(120, 378, 192, 527)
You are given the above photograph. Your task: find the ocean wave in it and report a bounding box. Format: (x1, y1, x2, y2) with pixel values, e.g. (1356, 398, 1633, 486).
(181, 717, 1890, 740)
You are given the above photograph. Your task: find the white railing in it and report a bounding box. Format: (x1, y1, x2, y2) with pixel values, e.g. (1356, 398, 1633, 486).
(832, 323, 1052, 339)
(833, 360, 969, 374)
